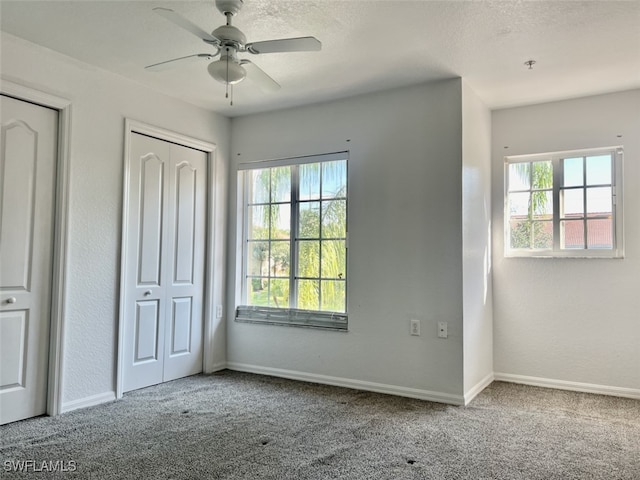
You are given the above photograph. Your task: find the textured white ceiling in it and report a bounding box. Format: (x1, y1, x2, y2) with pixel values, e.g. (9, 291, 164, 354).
(1, 1, 639, 117)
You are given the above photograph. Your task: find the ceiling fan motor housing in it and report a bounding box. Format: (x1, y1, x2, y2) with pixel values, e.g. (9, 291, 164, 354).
(212, 24, 247, 47)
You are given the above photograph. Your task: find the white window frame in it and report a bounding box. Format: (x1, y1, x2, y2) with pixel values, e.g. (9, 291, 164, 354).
(504, 146, 624, 258)
(235, 151, 348, 330)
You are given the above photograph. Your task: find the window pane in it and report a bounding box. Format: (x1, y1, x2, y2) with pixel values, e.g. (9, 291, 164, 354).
(508, 163, 530, 191)
(322, 200, 347, 238)
(248, 278, 269, 306)
(509, 220, 531, 249)
(563, 157, 583, 187)
(321, 280, 346, 312)
(586, 155, 611, 186)
(561, 220, 585, 249)
(321, 240, 346, 279)
(250, 169, 270, 204)
(299, 201, 320, 238)
(587, 219, 613, 249)
(247, 242, 269, 276)
(586, 187, 612, 217)
(247, 205, 269, 239)
(532, 191, 552, 220)
(561, 188, 584, 218)
(269, 279, 290, 308)
(270, 204, 291, 239)
(297, 279, 319, 310)
(322, 160, 347, 198)
(297, 240, 319, 278)
(532, 161, 552, 190)
(271, 166, 291, 202)
(269, 241, 290, 277)
(532, 221, 553, 249)
(508, 192, 530, 218)
(300, 163, 320, 200)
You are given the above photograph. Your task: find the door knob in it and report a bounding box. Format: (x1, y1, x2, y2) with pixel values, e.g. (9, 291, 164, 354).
(144, 290, 152, 296)
(6, 297, 17, 304)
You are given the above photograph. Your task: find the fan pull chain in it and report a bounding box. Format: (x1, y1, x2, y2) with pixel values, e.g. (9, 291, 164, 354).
(230, 84, 234, 106)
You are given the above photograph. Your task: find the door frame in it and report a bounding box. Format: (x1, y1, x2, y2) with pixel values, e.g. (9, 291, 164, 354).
(116, 119, 221, 398)
(0, 77, 72, 417)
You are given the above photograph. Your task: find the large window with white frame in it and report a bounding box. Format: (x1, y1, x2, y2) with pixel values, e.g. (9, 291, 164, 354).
(236, 152, 348, 330)
(505, 147, 623, 258)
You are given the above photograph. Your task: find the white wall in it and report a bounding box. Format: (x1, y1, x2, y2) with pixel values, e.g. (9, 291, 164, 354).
(461, 82, 493, 400)
(492, 90, 640, 395)
(1, 33, 231, 407)
(228, 79, 466, 402)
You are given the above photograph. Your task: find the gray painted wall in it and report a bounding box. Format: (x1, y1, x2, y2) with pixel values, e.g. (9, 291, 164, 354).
(462, 81, 494, 397)
(228, 80, 467, 400)
(492, 89, 640, 392)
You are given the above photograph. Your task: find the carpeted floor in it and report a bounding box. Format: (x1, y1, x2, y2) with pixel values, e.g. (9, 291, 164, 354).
(1, 371, 639, 479)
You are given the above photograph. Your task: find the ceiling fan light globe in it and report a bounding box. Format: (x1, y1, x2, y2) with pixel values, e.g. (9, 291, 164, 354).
(207, 59, 246, 85)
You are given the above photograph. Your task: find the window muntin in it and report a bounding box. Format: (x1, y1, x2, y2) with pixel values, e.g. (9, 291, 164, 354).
(237, 152, 348, 329)
(505, 147, 622, 258)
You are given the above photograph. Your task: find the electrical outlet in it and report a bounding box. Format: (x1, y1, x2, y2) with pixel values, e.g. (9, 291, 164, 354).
(438, 321, 448, 338)
(216, 305, 223, 318)
(410, 319, 420, 336)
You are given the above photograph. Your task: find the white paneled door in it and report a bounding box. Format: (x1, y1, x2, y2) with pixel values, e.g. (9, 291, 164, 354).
(122, 133, 206, 393)
(0, 95, 58, 424)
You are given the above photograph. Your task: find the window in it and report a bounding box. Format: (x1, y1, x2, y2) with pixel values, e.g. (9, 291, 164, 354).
(236, 152, 348, 330)
(505, 147, 623, 258)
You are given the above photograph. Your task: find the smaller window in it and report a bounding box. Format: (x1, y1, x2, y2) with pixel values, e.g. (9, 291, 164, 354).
(505, 147, 623, 258)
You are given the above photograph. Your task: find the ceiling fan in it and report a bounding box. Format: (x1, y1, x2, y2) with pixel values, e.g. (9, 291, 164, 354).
(145, 0, 322, 104)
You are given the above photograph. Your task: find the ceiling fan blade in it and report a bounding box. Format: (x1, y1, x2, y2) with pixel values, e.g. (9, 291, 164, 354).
(241, 60, 281, 92)
(145, 53, 216, 72)
(153, 7, 219, 43)
(246, 37, 321, 54)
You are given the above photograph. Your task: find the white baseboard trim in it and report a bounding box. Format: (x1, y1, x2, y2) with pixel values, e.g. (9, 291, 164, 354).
(61, 391, 116, 413)
(206, 362, 228, 373)
(494, 373, 640, 400)
(464, 372, 495, 405)
(226, 362, 464, 405)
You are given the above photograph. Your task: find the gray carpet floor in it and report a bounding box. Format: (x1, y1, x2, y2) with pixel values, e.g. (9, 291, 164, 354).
(1, 371, 639, 479)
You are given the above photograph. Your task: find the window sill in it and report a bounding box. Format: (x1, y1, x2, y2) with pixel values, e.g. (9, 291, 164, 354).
(505, 250, 624, 259)
(235, 306, 348, 331)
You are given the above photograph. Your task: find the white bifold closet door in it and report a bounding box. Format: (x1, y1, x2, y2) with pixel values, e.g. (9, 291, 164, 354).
(0, 95, 57, 424)
(122, 132, 206, 393)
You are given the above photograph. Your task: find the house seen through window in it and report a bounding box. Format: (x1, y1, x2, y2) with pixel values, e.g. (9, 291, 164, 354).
(505, 147, 623, 258)
(236, 152, 348, 330)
